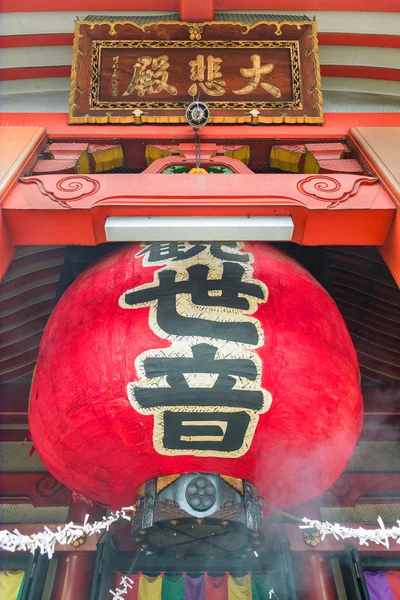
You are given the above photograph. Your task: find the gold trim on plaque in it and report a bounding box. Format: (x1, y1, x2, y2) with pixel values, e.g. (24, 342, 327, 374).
(68, 20, 323, 125)
(89, 39, 301, 112)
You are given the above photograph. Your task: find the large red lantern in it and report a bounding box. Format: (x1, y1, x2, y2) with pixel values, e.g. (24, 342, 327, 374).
(29, 242, 362, 510)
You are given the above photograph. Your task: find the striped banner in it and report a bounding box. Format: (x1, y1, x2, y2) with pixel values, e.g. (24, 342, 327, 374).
(115, 573, 276, 600)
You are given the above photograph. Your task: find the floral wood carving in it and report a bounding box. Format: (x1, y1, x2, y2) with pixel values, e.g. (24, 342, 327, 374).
(303, 530, 322, 547)
(70, 533, 86, 547)
(35, 475, 64, 500)
(297, 175, 378, 208)
(20, 176, 100, 208)
(323, 475, 353, 505)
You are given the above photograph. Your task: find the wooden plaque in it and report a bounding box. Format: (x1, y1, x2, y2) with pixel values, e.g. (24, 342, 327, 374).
(68, 20, 323, 125)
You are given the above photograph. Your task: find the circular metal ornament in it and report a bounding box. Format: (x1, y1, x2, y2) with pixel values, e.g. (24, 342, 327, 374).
(185, 101, 210, 128)
(186, 475, 216, 511)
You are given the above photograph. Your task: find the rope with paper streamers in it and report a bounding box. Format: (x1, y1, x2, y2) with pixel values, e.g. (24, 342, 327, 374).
(1, 505, 400, 598)
(0, 506, 135, 559)
(1, 509, 400, 555)
(260, 499, 400, 549)
(300, 517, 400, 550)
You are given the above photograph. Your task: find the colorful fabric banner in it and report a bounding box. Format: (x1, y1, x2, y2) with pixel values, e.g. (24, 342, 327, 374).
(16, 574, 25, 600)
(138, 575, 162, 600)
(228, 575, 252, 600)
(185, 575, 206, 600)
(116, 571, 277, 599)
(387, 572, 400, 599)
(251, 573, 274, 600)
(115, 573, 140, 600)
(364, 571, 400, 600)
(162, 575, 185, 600)
(0, 570, 25, 600)
(206, 574, 229, 600)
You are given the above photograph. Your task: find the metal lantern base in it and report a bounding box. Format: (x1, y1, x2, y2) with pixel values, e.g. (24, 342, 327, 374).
(131, 473, 264, 558)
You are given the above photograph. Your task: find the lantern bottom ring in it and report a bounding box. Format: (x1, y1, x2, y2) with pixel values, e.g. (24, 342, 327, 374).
(131, 473, 264, 557)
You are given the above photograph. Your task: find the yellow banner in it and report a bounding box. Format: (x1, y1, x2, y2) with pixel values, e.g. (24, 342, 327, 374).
(0, 571, 25, 600)
(138, 574, 162, 600)
(228, 575, 252, 600)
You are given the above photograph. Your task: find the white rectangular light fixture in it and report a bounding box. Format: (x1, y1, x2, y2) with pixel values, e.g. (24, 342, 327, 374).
(105, 216, 294, 242)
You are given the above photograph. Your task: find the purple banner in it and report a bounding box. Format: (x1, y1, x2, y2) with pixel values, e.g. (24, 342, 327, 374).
(364, 571, 394, 600)
(185, 575, 206, 600)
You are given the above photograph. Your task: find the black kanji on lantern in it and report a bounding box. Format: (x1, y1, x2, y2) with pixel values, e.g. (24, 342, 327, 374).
(137, 242, 206, 263)
(137, 242, 251, 263)
(162, 410, 252, 452)
(208, 242, 250, 263)
(122, 241, 271, 457)
(131, 343, 264, 411)
(123, 262, 265, 344)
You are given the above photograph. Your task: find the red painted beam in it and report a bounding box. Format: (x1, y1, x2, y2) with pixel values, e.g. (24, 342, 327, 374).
(0, 430, 31, 442)
(3, 113, 400, 141)
(316, 473, 400, 507)
(0, 0, 179, 12)
(2, 32, 399, 49)
(0, 34, 74, 48)
(362, 386, 400, 439)
(320, 65, 400, 82)
(317, 33, 400, 49)
(0, 473, 72, 507)
(0, 386, 30, 424)
(363, 385, 400, 414)
(349, 127, 400, 287)
(0, 0, 396, 11)
(0, 66, 71, 81)
(4, 172, 394, 246)
(215, 0, 399, 11)
(0, 126, 47, 280)
(360, 429, 400, 442)
(180, 0, 215, 21)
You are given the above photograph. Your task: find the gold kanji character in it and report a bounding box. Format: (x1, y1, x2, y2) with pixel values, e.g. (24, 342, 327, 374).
(123, 55, 177, 97)
(188, 55, 226, 97)
(233, 55, 281, 98)
(111, 55, 119, 97)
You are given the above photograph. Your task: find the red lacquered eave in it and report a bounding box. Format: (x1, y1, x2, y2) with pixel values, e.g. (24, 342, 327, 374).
(0, 117, 399, 284)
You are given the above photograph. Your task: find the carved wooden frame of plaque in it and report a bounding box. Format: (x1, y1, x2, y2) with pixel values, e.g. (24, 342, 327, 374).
(68, 20, 323, 125)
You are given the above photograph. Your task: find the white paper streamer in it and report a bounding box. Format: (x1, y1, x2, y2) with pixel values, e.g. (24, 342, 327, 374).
(2, 513, 399, 555)
(1, 509, 399, 599)
(0, 506, 135, 559)
(109, 575, 135, 599)
(300, 517, 400, 549)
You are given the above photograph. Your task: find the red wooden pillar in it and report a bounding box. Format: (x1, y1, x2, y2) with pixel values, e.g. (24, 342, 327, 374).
(51, 553, 96, 600)
(294, 552, 337, 600)
(51, 493, 106, 599)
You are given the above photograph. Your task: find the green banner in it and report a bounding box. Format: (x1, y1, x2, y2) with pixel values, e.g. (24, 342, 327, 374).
(161, 575, 185, 600)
